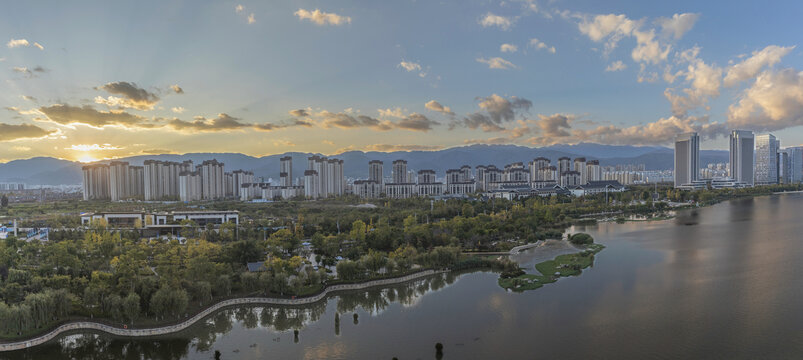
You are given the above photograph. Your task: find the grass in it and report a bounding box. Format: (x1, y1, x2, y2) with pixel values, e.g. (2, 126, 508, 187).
(498, 243, 605, 292)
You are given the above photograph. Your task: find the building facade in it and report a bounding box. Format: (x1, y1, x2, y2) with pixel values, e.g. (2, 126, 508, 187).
(729, 130, 754, 186)
(674, 132, 700, 188)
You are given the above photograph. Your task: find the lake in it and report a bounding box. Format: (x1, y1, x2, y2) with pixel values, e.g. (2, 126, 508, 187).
(7, 194, 803, 359)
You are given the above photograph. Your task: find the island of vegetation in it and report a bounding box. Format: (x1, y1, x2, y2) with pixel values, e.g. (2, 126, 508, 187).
(498, 233, 604, 292)
(0, 182, 799, 341)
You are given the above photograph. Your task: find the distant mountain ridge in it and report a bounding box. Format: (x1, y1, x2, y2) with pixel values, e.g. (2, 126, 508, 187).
(0, 144, 729, 185)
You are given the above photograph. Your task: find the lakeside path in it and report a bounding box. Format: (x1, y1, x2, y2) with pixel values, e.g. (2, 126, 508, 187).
(0, 269, 445, 352)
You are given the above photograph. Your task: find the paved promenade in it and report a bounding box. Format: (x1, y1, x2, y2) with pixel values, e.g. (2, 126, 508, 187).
(0, 269, 443, 352)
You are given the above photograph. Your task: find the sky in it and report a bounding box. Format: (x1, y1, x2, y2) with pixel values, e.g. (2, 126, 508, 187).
(2, 0, 803, 163)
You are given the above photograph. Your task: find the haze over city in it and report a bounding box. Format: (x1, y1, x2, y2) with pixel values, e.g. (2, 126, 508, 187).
(3, 0, 803, 163)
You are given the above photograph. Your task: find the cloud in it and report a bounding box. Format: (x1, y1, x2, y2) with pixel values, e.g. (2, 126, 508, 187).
(424, 100, 455, 116)
(273, 140, 296, 147)
(38, 104, 157, 128)
(168, 113, 249, 132)
(7, 39, 29, 48)
(235, 5, 255, 24)
(395, 114, 439, 131)
(476, 57, 517, 70)
(524, 114, 725, 146)
(500, 44, 518, 53)
(455, 94, 532, 131)
(95, 81, 160, 110)
(528, 38, 556, 53)
(319, 111, 389, 130)
(631, 28, 670, 65)
(0, 122, 55, 142)
(289, 109, 310, 117)
(11, 66, 46, 78)
(171, 107, 185, 114)
(337, 144, 444, 153)
(578, 14, 637, 53)
(479, 13, 513, 30)
(33, 42, 44, 50)
(656, 13, 700, 40)
(663, 47, 722, 117)
(536, 114, 572, 137)
(170, 84, 184, 94)
(605, 60, 627, 72)
(723, 45, 795, 87)
(4, 106, 19, 112)
(398, 60, 421, 72)
(254, 118, 313, 131)
(463, 137, 514, 145)
(728, 68, 803, 131)
(295, 8, 351, 26)
(141, 148, 174, 155)
(22, 95, 36, 101)
(378, 107, 405, 118)
(68, 144, 123, 151)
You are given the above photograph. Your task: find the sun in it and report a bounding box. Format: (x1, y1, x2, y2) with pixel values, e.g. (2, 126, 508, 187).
(77, 154, 99, 163)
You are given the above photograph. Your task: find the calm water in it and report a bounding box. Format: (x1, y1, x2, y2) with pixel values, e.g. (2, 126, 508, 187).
(7, 194, 803, 359)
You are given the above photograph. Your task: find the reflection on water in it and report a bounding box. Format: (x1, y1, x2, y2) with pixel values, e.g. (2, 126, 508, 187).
(7, 194, 803, 359)
(5, 272, 462, 360)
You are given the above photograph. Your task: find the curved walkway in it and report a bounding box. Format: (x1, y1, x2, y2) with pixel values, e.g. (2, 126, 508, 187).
(0, 269, 444, 352)
(463, 241, 549, 256)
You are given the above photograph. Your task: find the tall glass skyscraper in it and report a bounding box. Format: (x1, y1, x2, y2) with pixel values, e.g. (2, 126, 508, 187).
(729, 130, 754, 186)
(674, 132, 700, 188)
(755, 134, 778, 185)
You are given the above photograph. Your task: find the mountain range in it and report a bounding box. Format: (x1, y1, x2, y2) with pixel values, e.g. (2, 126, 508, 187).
(0, 143, 729, 185)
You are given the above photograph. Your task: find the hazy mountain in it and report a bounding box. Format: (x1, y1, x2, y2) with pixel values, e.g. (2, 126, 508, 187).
(0, 144, 730, 185)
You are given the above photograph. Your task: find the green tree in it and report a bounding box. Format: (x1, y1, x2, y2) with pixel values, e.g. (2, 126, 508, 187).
(123, 293, 140, 325)
(0, 195, 8, 208)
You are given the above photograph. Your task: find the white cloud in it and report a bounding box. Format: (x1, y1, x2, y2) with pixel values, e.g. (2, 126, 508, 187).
(724, 45, 795, 87)
(171, 107, 185, 114)
(500, 43, 518, 53)
(33, 42, 44, 50)
(728, 68, 803, 131)
(631, 29, 670, 65)
(7, 39, 29, 48)
(605, 60, 627, 72)
(477, 57, 517, 70)
(656, 13, 700, 39)
(425, 100, 455, 116)
(578, 14, 637, 53)
(378, 107, 405, 118)
(398, 60, 421, 72)
(69, 144, 124, 151)
(479, 13, 513, 30)
(528, 38, 556, 53)
(247, 13, 256, 24)
(235, 4, 244, 13)
(295, 8, 352, 26)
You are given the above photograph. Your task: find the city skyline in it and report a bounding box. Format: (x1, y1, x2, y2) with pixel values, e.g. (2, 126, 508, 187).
(3, 1, 803, 163)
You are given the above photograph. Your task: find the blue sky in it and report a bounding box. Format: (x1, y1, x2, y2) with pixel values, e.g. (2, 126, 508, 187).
(2, 0, 803, 162)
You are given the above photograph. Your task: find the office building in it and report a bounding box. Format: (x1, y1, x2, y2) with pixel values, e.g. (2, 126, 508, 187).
(674, 132, 700, 188)
(788, 147, 803, 183)
(729, 130, 754, 186)
(755, 134, 778, 185)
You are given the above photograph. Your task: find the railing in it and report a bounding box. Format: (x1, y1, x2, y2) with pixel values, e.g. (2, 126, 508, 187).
(0, 269, 443, 352)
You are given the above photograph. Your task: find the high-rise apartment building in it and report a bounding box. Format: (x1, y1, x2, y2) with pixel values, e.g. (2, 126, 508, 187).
(586, 160, 601, 182)
(369, 160, 384, 184)
(674, 132, 700, 188)
(778, 150, 791, 184)
(755, 134, 778, 185)
(574, 158, 587, 185)
(82, 164, 110, 200)
(729, 130, 754, 186)
(280, 156, 292, 187)
(558, 157, 571, 176)
(391, 160, 408, 184)
(305, 156, 345, 198)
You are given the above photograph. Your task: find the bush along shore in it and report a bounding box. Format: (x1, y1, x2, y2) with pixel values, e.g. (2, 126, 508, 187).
(498, 233, 604, 292)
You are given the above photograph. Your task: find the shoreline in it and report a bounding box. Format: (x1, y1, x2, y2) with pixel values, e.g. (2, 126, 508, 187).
(0, 269, 447, 352)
